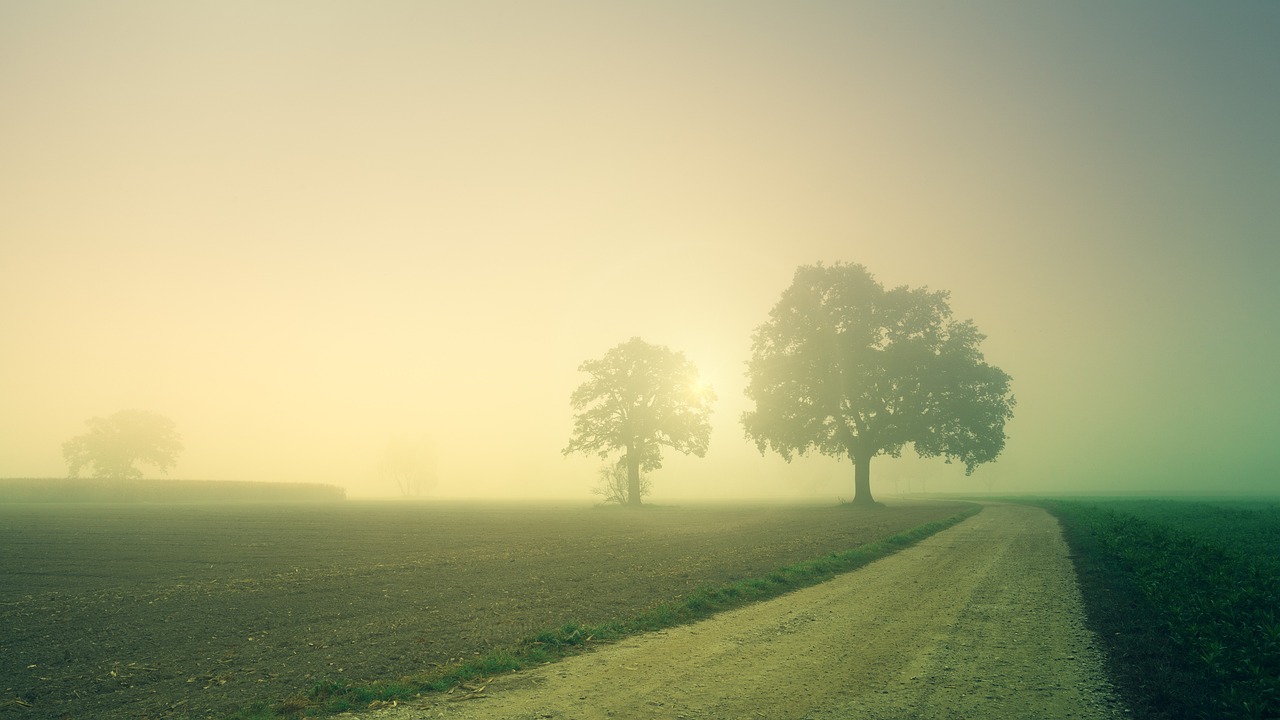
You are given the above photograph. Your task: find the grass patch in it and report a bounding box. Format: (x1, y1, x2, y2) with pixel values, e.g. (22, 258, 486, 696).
(1039, 499, 1280, 720)
(243, 503, 980, 718)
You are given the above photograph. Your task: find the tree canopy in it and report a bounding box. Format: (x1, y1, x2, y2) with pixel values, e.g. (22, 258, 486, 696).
(563, 337, 715, 506)
(742, 263, 1015, 504)
(62, 409, 184, 480)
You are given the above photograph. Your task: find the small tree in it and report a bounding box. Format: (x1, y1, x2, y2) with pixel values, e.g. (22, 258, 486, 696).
(593, 460, 652, 505)
(379, 435, 437, 497)
(563, 337, 715, 506)
(742, 263, 1015, 505)
(62, 409, 184, 480)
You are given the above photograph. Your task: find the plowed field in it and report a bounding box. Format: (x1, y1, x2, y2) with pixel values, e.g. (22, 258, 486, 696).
(0, 499, 968, 719)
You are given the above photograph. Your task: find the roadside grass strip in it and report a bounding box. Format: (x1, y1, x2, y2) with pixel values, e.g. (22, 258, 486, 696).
(1042, 500, 1280, 720)
(240, 504, 981, 719)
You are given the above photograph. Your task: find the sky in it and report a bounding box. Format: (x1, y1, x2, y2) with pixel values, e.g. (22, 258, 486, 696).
(2, 1, 1277, 500)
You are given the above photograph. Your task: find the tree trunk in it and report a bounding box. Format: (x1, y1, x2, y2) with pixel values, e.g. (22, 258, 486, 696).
(853, 454, 875, 505)
(626, 450, 642, 507)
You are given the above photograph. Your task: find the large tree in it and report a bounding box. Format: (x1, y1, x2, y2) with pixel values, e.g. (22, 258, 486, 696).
(742, 263, 1015, 505)
(62, 409, 184, 480)
(563, 337, 715, 506)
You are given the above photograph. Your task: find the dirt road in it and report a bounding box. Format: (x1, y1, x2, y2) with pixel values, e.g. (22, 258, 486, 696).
(362, 503, 1126, 719)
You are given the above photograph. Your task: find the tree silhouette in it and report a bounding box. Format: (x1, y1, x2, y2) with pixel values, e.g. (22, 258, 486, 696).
(62, 409, 184, 480)
(564, 338, 715, 506)
(742, 263, 1014, 505)
(379, 435, 438, 497)
(592, 460, 651, 505)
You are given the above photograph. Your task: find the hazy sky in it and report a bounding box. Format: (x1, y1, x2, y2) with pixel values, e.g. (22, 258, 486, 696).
(3, 2, 1277, 499)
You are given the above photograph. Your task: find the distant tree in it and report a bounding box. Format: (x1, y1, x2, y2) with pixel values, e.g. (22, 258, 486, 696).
(593, 460, 652, 505)
(742, 263, 1015, 505)
(62, 409, 184, 480)
(379, 435, 437, 497)
(563, 337, 715, 506)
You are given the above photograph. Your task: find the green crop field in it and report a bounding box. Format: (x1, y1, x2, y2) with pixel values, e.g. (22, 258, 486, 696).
(1040, 498, 1280, 720)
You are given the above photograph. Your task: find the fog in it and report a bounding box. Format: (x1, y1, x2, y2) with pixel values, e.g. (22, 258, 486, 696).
(3, 2, 1277, 500)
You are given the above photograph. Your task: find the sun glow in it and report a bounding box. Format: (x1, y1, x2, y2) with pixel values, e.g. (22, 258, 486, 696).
(690, 377, 714, 398)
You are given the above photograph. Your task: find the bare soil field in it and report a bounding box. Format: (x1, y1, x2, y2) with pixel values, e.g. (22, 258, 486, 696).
(0, 499, 968, 720)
